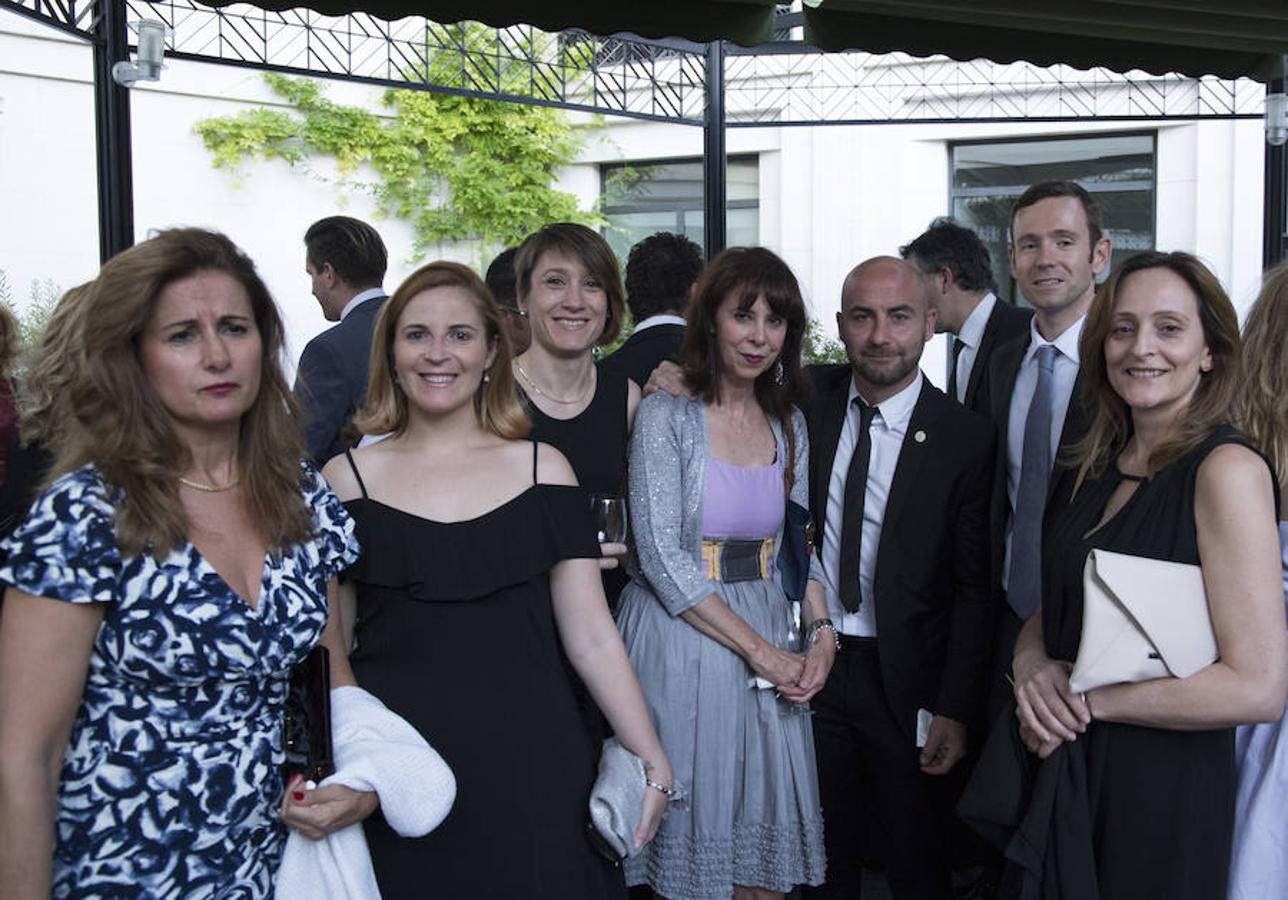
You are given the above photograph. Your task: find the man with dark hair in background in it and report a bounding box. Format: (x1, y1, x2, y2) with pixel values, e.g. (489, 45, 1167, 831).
(294, 215, 388, 464)
(485, 246, 530, 356)
(901, 218, 1032, 413)
(599, 231, 704, 387)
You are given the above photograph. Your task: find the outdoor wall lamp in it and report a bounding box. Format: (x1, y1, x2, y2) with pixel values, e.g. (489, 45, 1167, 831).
(1266, 92, 1288, 147)
(112, 20, 168, 87)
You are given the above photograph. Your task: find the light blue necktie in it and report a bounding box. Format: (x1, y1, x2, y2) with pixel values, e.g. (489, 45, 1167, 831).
(1007, 344, 1057, 619)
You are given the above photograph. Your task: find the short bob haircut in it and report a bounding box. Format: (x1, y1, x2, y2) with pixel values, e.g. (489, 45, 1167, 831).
(57, 228, 310, 558)
(1234, 263, 1288, 488)
(1071, 250, 1241, 483)
(357, 261, 529, 440)
(679, 246, 809, 489)
(513, 223, 625, 347)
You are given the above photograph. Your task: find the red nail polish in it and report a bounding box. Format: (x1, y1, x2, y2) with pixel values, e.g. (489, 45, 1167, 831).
(292, 791, 305, 801)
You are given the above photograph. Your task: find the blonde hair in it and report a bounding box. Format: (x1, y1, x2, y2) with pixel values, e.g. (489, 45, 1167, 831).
(356, 261, 529, 440)
(19, 282, 93, 449)
(1234, 264, 1288, 489)
(1072, 251, 1241, 485)
(55, 229, 311, 558)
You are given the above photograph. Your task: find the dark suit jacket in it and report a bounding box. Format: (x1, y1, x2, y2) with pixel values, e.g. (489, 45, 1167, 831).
(804, 364, 997, 739)
(961, 300, 1033, 414)
(976, 329, 1089, 598)
(293, 294, 386, 465)
(598, 323, 684, 388)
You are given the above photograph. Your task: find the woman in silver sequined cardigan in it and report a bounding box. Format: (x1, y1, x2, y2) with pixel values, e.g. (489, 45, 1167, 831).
(616, 247, 834, 900)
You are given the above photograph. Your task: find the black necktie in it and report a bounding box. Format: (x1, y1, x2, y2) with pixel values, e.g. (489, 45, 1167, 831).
(838, 398, 877, 613)
(947, 337, 967, 403)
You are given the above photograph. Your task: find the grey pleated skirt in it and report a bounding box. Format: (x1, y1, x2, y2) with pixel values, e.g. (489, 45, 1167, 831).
(615, 572, 827, 899)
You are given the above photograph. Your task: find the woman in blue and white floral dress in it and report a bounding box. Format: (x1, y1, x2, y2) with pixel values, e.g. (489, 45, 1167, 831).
(0, 229, 366, 899)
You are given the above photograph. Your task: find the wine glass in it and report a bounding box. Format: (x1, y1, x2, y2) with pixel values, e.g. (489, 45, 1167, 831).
(589, 493, 627, 545)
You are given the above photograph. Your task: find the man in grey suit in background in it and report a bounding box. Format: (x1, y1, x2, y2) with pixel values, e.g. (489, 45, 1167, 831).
(294, 215, 388, 465)
(901, 218, 1032, 414)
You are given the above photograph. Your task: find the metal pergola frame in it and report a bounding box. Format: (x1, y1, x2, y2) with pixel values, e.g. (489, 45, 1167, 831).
(3, 0, 1284, 266)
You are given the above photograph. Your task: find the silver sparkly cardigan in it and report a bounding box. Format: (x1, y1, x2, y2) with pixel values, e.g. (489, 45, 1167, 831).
(626, 391, 825, 617)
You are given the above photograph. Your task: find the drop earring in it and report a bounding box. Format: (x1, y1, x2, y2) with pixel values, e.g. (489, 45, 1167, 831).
(483, 370, 491, 384)
(773, 359, 785, 385)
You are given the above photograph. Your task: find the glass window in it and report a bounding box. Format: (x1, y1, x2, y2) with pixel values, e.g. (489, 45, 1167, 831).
(949, 133, 1155, 306)
(600, 156, 759, 263)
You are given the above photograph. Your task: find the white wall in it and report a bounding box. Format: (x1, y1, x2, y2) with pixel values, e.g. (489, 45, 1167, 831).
(1, 8, 1269, 387)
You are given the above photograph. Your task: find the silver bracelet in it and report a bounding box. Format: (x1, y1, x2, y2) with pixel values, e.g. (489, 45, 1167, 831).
(805, 618, 840, 651)
(645, 777, 678, 800)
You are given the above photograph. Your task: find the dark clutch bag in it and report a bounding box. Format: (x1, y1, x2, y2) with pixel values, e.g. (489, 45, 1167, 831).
(282, 645, 336, 784)
(777, 500, 815, 604)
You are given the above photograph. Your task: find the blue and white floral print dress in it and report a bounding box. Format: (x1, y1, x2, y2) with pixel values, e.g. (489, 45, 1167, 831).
(0, 464, 359, 899)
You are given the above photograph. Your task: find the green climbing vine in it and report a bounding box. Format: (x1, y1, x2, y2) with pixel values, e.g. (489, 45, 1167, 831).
(194, 70, 595, 254)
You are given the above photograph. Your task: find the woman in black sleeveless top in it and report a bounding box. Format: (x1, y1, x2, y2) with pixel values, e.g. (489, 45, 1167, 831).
(997, 252, 1285, 898)
(510, 224, 641, 604)
(320, 261, 672, 899)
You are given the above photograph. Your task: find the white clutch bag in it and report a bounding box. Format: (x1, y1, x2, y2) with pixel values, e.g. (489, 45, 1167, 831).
(1068, 549, 1217, 694)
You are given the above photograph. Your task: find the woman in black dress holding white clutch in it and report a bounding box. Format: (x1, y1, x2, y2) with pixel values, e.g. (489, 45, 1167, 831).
(1005, 252, 1286, 898)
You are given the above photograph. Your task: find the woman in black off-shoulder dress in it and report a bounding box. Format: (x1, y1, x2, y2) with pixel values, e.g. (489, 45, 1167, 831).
(321, 260, 673, 899)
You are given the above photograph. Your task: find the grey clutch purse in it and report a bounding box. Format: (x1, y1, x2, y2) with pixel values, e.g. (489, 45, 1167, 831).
(588, 738, 647, 860)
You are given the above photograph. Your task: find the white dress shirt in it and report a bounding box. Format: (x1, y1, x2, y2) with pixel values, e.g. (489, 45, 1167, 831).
(339, 287, 385, 322)
(951, 292, 997, 403)
(821, 372, 924, 637)
(1001, 315, 1085, 592)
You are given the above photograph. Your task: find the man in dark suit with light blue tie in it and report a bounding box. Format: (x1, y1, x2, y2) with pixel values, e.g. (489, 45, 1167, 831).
(802, 257, 996, 900)
(901, 217, 1032, 414)
(976, 181, 1112, 717)
(293, 216, 388, 465)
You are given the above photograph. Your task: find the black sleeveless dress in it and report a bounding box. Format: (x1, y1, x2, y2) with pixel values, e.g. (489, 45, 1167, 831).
(1013, 427, 1259, 898)
(342, 446, 625, 900)
(525, 371, 631, 605)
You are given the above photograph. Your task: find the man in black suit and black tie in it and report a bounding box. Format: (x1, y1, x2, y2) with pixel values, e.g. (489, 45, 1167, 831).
(293, 216, 388, 465)
(801, 257, 996, 900)
(598, 231, 703, 387)
(901, 217, 1033, 413)
(977, 181, 1111, 716)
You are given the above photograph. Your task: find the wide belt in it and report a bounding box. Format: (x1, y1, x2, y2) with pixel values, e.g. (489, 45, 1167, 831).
(701, 538, 774, 583)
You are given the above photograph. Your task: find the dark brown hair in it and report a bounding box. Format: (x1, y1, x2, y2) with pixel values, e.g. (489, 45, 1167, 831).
(1072, 250, 1241, 483)
(679, 246, 809, 490)
(56, 228, 311, 557)
(304, 215, 387, 288)
(356, 261, 529, 440)
(513, 223, 624, 347)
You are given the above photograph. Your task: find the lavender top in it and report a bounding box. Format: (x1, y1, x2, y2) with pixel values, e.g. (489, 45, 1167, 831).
(701, 456, 785, 539)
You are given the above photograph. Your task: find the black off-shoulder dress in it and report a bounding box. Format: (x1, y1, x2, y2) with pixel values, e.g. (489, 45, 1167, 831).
(342, 446, 625, 900)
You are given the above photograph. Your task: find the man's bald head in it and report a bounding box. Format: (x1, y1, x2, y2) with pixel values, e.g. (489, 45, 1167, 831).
(840, 256, 927, 316)
(836, 255, 936, 402)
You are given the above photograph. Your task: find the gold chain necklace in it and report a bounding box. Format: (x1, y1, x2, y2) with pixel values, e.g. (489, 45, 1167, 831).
(178, 475, 240, 493)
(515, 361, 594, 405)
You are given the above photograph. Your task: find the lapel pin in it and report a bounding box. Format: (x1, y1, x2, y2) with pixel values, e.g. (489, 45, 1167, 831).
(914, 430, 926, 443)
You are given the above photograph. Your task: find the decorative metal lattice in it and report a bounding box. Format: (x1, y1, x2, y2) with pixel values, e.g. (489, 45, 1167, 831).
(5, 0, 99, 37)
(121, 0, 708, 122)
(0, 0, 1265, 124)
(723, 48, 1265, 124)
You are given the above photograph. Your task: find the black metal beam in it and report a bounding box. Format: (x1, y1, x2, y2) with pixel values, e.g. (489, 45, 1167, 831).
(1264, 69, 1288, 269)
(702, 39, 726, 260)
(92, 0, 134, 262)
